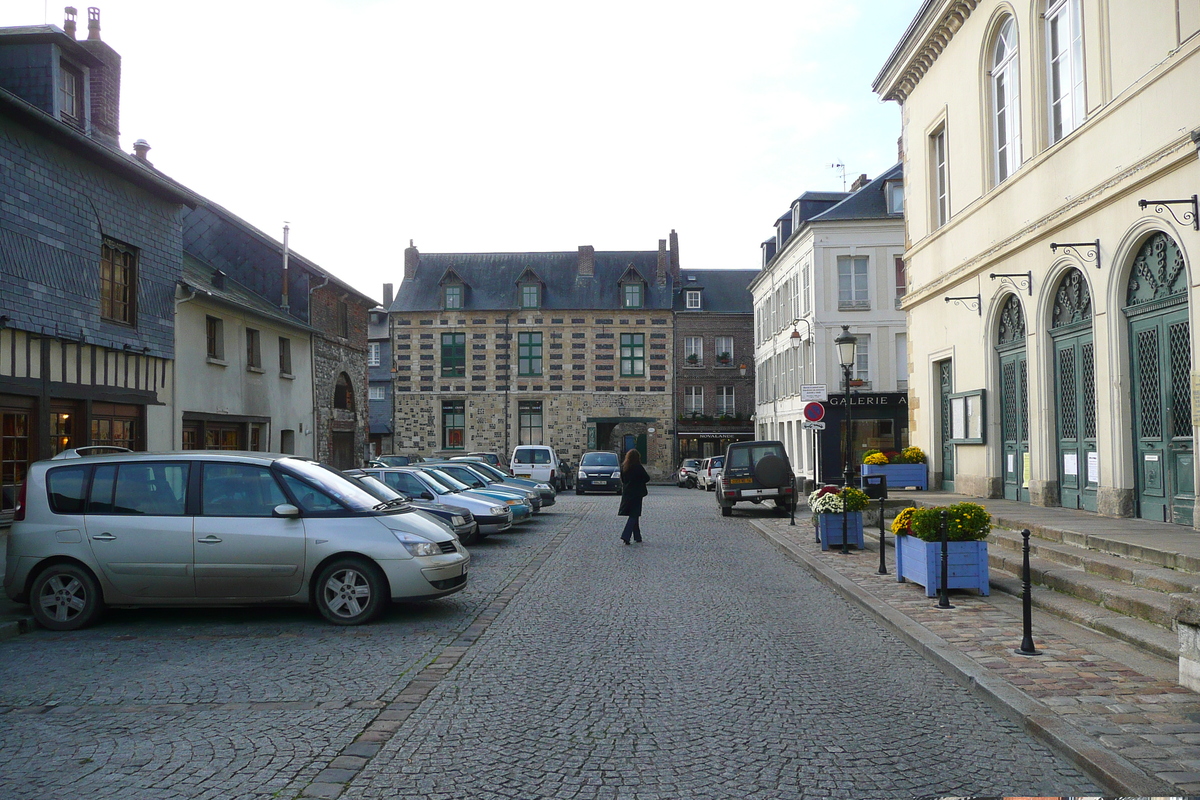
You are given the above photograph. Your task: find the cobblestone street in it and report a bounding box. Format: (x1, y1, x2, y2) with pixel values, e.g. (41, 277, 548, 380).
(0, 489, 1097, 799)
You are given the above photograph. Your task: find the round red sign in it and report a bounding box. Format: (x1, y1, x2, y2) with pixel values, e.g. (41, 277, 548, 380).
(803, 402, 825, 422)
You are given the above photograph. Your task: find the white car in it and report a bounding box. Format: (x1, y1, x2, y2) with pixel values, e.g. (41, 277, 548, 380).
(509, 445, 565, 491)
(5, 452, 470, 630)
(697, 456, 725, 491)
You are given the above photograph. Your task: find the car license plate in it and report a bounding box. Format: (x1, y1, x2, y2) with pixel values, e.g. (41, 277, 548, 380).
(730, 478, 752, 484)
(594, 480, 607, 485)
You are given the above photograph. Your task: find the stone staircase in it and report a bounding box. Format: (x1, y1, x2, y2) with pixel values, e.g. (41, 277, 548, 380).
(984, 523, 1199, 662)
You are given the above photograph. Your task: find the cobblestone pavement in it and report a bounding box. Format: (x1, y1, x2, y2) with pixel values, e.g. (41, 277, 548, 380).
(0, 490, 1098, 799)
(752, 504, 1200, 796)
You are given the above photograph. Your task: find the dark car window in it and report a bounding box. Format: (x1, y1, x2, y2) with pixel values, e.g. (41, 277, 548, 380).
(202, 463, 288, 517)
(378, 455, 412, 466)
(581, 452, 619, 467)
(381, 472, 430, 498)
(727, 444, 784, 470)
(100, 463, 189, 516)
(468, 462, 506, 480)
(279, 474, 343, 514)
(47, 465, 90, 514)
(514, 448, 551, 464)
(441, 466, 487, 487)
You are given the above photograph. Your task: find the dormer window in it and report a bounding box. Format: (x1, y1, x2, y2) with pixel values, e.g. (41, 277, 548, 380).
(686, 290, 701, 309)
(59, 61, 83, 126)
(886, 180, 904, 214)
(443, 284, 463, 310)
(623, 283, 644, 309)
(520, 283, 540, 309)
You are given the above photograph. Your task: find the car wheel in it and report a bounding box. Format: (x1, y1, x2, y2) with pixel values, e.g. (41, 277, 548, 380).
(31, 563, 103, 631)
(314, 558, 387, 626)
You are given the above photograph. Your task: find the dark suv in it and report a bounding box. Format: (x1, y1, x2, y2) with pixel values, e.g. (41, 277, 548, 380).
(575, 451, 622, 494)
(714, 440, 796, 517)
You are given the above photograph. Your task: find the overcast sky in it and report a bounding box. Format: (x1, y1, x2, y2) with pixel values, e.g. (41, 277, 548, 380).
(3, 0, 923, 302)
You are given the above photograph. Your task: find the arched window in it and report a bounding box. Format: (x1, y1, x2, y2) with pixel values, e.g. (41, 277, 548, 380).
(991, 16, 1020, 184)
(1045, 0, 1084, 143)
(333, 373, 355, 411)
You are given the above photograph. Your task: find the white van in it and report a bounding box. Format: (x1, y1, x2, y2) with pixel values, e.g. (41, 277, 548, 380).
(509, 445, 563, 491)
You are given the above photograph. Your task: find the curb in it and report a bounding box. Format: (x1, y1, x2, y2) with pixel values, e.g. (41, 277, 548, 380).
(749, 519, 1175, 797)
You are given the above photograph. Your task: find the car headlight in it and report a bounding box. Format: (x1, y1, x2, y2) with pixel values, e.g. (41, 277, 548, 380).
(578, 471, 586, 479)
(451, 515, 466, 526)
(490, 505, 506, 516)
(610, 472, 621, 479)
(537, 482, 552, 490)
(505, 498, 521, 506)
(392, 531, 441, 557)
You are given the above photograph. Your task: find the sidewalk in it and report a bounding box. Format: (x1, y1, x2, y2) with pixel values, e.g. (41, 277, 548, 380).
(0, 531, 32, 639)
(749, 496, 1200, 796)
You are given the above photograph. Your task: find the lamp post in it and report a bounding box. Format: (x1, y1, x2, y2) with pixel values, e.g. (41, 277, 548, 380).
(835, 325, 857, 556)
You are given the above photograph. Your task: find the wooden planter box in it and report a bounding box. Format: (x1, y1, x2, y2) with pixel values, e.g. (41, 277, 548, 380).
(895, 535, 989, 597)
(861, 463, 928, 490)
(817, 512, 864, 551)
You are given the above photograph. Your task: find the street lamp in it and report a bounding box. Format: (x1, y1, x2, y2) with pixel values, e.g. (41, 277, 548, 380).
(739, 363, 748, 377)
(835, 325, 858, 555)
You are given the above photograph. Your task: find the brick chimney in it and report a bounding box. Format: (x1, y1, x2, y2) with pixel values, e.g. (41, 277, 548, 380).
(63, 7, 78, 38)
(77, 7, 121, 147)
(669, 229, 680, 281)
(403, 240, 419, 282)
(382, 283, 394, 308)
(577, 245, 594, 279)
(656, 239, 668, 288)
(849, 173, 871, 192)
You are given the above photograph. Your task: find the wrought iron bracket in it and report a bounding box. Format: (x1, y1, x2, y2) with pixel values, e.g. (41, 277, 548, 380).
(989, 271, 1033, 296)
(944, 294, 982, 315)
(1138, 195, 1199, 231)
(1049, 240, 1101, 270)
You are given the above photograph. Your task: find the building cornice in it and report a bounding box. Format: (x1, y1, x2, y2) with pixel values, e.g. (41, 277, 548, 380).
(873, 0, 981, 103)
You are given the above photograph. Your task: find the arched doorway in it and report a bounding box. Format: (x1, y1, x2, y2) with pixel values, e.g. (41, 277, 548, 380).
(996, 294, 1029, 502)
(1125, 232, 1193, 524)
(331, 372, 357, 469)
(1050, 268, 1096, 511)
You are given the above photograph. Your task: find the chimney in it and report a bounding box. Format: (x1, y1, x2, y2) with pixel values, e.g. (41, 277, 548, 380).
(656, 239, 668, 288)
(669, 229, 680, 281)
(77, 7, 121, 147)
(382, 283, 394, 309)
(132, 138, 151, 163)
(212, 270, 226, 290)
(63, 7, 78, 38)
(849, 173, 871, 192)
(403, 240, 420, 282)
(577, 245, 594, 279)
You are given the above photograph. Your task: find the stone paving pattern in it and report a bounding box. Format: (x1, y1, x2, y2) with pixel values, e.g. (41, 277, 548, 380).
(0, 490, 1097, 798)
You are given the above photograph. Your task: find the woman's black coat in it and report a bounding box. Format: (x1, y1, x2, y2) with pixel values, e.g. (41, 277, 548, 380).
(618, 463, 650, 517)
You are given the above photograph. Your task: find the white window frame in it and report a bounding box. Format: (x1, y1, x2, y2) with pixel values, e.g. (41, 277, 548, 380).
(367, 342, 381, 367)
(1046, 0, 1084, 144)
(715, 336, 733, 366)
(801, 266, 811, 316)
(685, 385, 704, 414)
(895, 256, 907, 309)
(686, 290, 701, 309)
(684, 336, 703, 365)
(992, 16, 1021, 184)
(854, 334, 870, 383)
(369, 385, 385, 401)
(837, 256, 870, 310)
(716, 386, 735, 416)
(932, 126, 949, 228)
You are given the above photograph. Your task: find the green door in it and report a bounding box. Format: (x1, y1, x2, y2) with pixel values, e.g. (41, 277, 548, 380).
(1051, 269, 1097, 511)
(1125, 231, 1193, 525)
(996, 295, 1029, 502)
(937, 360, 954, 491)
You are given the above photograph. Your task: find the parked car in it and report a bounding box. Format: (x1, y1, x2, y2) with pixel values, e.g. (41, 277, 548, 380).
(467, 452, 501, 467)
(4, 452, 470, 630)
(509, 445, 565, 491)
(368, 454, 417, 468)
(431, 461, 554, 508)
(415, 466, 535, 522)
(361, 467, 515, 535)
(677, 458, 701, 488)
(450, 457, 557, 504)
(697, 456, 725, 491)
(344, 470, 479, 544)
(576, 451, 622, 495)
(714, 440, 796, 517)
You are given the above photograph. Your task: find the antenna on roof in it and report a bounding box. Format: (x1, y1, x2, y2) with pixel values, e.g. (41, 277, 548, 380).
(829, 161, 847, 192)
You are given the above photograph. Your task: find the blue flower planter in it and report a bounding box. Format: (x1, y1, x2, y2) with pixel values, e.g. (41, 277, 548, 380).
(861, 463, 927, 490)
(817, 512, 864, 551)
(895, 535, 989, 597)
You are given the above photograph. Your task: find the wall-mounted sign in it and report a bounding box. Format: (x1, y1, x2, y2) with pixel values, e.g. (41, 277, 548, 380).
(800, 384, 828, 402)
(826, 392, 909, 407)
(802, 420, 826, 430)
(647, 428, 655, 433)
(802, 402, 825, 422)
(948, 389, 986, 444)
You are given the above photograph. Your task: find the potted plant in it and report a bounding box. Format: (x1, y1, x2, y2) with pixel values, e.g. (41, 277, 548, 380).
(808, 485, 870, 551)
(892, 502, 990, 597)
(685, 353, 700, 365)
(716, 351, 732, 365)
(861, 445, 928, 490)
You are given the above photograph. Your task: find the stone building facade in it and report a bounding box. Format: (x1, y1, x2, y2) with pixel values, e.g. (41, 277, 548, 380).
(388, 240, 679, 480)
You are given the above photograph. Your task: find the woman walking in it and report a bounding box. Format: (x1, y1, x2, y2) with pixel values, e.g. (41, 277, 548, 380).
(618, 448, 650, 544)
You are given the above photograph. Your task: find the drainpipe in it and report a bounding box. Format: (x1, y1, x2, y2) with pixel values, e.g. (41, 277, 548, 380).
(503, 311, 512, 464)
(281, 223, 290, 314)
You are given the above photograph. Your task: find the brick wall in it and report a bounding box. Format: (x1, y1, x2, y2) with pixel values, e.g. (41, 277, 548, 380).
(310, 282, 370, 465)
(675, 312, 756, 420)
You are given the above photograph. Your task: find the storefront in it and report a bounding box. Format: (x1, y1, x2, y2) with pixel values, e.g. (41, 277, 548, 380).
(818, 392, 909, 484)
(675, 428, 756, 462)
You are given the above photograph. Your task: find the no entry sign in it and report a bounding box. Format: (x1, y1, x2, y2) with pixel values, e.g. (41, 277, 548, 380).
(802, 402, 825, 422)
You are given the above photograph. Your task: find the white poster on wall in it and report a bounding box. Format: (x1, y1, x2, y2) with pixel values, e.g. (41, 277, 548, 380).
(1007, 453, 1015, 473)
(1087, 451, 1100, 484)
(1064, 452, 1079, 476)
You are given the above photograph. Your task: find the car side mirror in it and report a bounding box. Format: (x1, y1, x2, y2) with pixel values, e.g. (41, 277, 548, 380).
(273, 503, 301, 518)
(421, 492, 434, 500)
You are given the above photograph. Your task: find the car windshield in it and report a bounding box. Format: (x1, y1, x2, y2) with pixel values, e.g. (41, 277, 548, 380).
(683, 459, 700, 468)
(377, 455, 411, 466)
(277, 459, 384, 512)
(582, 452, 619, 466)
(441, 466, 488, 487)
(356, 475, 410, 503)
(422, 468, 472, 492)
(726, 444, 784, 469)
(468, 462, 507, 480)
(514, 448, 552, 464)
(399, 470, 451, 496)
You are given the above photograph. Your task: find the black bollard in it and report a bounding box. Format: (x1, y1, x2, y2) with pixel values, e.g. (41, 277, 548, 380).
(936, 509, 955, 609)
(877, 494, 888, 575)
(1015, 529, 1041, 656)
(789, 476, 796, 527)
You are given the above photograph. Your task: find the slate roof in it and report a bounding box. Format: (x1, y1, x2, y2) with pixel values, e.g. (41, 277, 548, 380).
(673, 269, 758, 313)
(390, 251, 675, 312)
(180, 253, 315, 333)
(809, 163, 903, 222)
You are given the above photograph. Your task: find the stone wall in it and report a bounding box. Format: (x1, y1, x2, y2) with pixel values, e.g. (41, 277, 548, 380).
(310, 283, 370, 467)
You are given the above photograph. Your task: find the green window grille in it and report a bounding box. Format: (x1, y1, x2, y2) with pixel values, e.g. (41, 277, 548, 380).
(518, 332, 543, 375)
(442, 401, 465, 450)
(441, 333, 466, 377)
(620, 333, 645, 377)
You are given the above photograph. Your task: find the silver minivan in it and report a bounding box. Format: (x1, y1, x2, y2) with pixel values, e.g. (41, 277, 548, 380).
(4, 452, 470, 630)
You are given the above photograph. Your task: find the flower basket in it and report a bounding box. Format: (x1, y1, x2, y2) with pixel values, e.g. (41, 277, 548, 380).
(861, 463, 928, 490)
(817, 512, 865, 551)
(894, 502, 990, 596)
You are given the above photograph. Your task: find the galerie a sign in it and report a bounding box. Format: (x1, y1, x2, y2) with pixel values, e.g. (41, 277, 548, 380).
(825, 392, 909, 407)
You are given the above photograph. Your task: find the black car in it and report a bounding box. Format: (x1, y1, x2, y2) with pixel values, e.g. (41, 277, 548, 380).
(575, 451, 622, 495)
(714, 440, 796, 517)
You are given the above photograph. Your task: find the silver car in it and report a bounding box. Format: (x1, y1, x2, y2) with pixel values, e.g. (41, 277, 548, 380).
(360, 468, 514, 535)
(4, 452, 470, 630)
